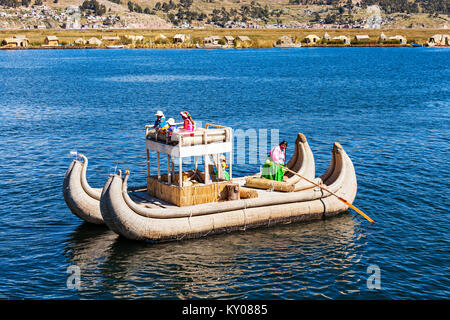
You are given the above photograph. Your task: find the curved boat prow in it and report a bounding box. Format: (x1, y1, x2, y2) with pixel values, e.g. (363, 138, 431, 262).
(63, 154, 104, 225)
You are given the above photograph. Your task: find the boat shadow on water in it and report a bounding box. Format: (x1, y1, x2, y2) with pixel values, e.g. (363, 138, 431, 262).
(65, 213, 363, 298)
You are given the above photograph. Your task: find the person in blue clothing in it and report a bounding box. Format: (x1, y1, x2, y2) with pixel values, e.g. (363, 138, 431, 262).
(154, 110, 169, 133)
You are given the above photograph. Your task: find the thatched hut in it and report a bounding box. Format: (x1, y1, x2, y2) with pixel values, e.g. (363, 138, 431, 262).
(427, 34, 450, 46)
(389, 35, 407, 44)
(204, 36, 222, 45)
(277, 35, 294, 45)
(304, 34, 321, 44)
(173, 34, 188, 43)
(74, 38, 86, 45)
(235, 35, 251, 43)
(354, 35, 370, 41)
(332, 35, 350, 45)
(1, 35, 29, 47)
(44, 36, 59, 46)
(87, 37, 102, 46)
(224, 36, 234, 46)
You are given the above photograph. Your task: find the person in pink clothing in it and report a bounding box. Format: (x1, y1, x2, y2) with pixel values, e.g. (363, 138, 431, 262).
(270, 141, 287, 165)
(261, 141, 288, 181)
(180, 111, 195, 132)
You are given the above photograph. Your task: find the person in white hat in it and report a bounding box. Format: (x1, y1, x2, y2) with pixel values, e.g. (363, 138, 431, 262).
(166, 118, 179, 135)
(153, 110, 168, 133)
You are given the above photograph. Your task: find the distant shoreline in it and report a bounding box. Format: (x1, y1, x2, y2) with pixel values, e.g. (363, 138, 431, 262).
(1, 28, 448, 50)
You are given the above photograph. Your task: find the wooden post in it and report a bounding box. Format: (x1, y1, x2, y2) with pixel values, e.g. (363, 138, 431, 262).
(157, 152, 161, 180)
(204, 155, 210, 184)
(229, 152, 232, 180)
(194, 156, 198, 171)
(171, 158, 175, 182)
(167, 154, 171, 184)
(213, 154, 223, 180)
(179, 157, 183, 187)
(146, 149, 150, 178)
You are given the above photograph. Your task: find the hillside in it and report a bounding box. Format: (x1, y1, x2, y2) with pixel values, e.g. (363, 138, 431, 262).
(0, 0, 448, 29)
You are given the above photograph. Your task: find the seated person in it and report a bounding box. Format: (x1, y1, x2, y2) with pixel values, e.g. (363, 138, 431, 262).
(214, 154, 230, 180)
(166, 118, 179, 135)
(153, 110, 169, 133)
(180, 111, 195, 132)
(261, 141, 288, 181)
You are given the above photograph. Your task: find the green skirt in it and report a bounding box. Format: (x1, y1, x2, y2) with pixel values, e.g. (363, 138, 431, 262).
(261, 158, 284, 181)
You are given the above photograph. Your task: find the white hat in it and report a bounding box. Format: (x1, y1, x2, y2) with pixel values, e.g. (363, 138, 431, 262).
(167, 118, 175, 126)
(155, 110, 164, 117)
(219, 154, 226, 161)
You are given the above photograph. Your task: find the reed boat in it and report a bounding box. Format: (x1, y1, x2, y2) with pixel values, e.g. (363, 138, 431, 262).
(273, 43, 302, 48)
(196, 43, 228, 49)
(63, 124, 357, 242)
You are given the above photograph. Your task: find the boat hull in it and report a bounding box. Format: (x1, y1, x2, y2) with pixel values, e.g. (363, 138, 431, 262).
(63, 155, 104, 224)
(273, 43, 302, 48)
(99, 142, 357, 242)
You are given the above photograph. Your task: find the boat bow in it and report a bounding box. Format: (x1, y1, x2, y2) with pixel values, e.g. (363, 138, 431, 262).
(63, 154, 104, 224)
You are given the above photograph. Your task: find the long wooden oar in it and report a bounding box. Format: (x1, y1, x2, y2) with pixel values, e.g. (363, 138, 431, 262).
(269, 161, 374, 223)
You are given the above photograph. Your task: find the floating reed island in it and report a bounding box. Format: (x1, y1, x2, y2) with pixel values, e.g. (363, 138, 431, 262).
(2, 29, 449, 49)
(63, 123, 365, 243)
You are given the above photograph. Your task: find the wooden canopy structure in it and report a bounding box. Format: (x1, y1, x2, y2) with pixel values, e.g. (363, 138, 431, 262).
(145, 123, 233, 206)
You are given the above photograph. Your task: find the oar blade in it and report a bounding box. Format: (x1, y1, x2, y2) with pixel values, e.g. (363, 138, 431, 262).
(339, 197, 374, 223)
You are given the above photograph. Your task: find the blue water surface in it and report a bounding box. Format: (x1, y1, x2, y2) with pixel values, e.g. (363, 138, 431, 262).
(0, 47, 448, 299)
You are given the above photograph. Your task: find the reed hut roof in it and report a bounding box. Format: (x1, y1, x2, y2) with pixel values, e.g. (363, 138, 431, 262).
(236, 36, 251, 42)
(88, 37, 102, 45)
(332, 35, 350, 43)
(355, 35, 370, 40)
(389, 35, 407, 43)
(46, 36, 58, 41)
(305, 34, 321, 42)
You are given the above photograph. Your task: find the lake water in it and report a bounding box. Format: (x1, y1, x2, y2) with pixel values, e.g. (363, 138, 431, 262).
(0, 47, 448, 299)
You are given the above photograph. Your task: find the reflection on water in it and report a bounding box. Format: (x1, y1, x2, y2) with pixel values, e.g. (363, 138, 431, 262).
(65, 214, 369, 299)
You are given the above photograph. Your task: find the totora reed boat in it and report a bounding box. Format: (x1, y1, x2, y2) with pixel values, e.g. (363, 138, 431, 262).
(63, 124, 357, 242)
